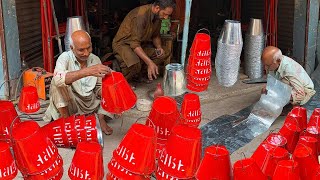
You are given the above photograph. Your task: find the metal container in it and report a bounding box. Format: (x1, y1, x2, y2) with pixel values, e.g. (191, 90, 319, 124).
(220, 20, 243, 45)
(215, 20, 243, 87)
(163, 63, 186, 96)
(244, 18, 265, 79)
(247, 18, 264, 36)
(64, 16, 86, 51)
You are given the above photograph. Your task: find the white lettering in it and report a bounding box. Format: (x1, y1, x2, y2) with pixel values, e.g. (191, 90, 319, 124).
(115, 146, 136, 165)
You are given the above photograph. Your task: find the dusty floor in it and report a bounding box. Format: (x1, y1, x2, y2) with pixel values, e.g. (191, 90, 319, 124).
(13, 72, 288, 179)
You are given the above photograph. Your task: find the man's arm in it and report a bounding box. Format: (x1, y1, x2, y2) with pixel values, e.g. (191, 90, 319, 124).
(65, 64, 110, 85)
(134, 47, 159, 80)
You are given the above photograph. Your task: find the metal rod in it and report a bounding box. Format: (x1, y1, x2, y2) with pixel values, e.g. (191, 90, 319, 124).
(50, 0, 63, 53)
(303, 0, 310, 69)
(180, 0, 193, 67)
(43, 0, 53, 72)
(0, 0, 10, 99)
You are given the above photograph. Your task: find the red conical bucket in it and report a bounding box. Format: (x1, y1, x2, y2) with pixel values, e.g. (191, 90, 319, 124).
(293, 145, 318, 180)
(196, 145, 231, 180)
(180, 93, 202, 127)
(186, 81, 209, 92)
(257, 145, 290, 178)
(0, 142, 18, 179)
(11, 121, 60, 176)
(272, 160, 300, 180)
(107, 158, 150, 180)
(279, 123, 301, 153)
(18, 86, 40, 113)
(146, 96, 180, 141)
(190, 29, 211, 58)
(158, 125, 201, 178)
(233, 158, 267, 180)
(113, 123, 157, 175)
(252, 142, 276, 170)
(101, 72, 137, 114)
(290, 106, 307, 130)
(68, 141, 104, 180)
(305, 125, 320, 153)
(41, 114, 103, 148)
(0, 100, 20, 145)
(186, 74, 211, 85)
(296, 136, 318, 159)
(284, 112, 303, 132)
(265, 133, 287, 148)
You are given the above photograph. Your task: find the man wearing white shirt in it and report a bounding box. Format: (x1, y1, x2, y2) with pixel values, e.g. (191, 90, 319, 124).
(261, 46, 316, 106)
(44, 30, 113, 135)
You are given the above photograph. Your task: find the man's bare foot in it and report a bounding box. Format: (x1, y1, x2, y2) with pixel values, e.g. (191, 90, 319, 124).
(98, 114, 113, 135)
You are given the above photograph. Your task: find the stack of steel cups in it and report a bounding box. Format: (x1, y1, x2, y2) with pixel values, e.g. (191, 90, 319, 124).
(244, 18, 265, 80)
(186, 28, 212, 92)
(215, 20, 243, 87)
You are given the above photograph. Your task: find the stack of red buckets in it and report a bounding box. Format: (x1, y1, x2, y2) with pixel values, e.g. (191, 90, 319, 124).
(186, 29, 212, 92)
(242, 107, 320, 179)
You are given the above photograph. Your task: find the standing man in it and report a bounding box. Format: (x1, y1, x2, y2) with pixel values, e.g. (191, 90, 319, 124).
(261, 46, 316, 105)
(44, 30, 114, 135)
(112, 0, 175, 83)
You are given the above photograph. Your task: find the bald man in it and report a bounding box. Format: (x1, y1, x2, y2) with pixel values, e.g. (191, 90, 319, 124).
(44, 30, 114, 135)
(261, 46, 316, 105)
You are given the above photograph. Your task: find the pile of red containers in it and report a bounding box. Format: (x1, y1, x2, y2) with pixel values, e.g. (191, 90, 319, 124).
(186, 29, 212, 92)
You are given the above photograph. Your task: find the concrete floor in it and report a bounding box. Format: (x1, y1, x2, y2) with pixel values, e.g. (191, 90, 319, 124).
(13, 72, 288, 179)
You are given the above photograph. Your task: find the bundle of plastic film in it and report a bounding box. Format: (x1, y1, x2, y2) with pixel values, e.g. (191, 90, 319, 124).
(215, 39, 243, 87)
(244, 34, 265, 79)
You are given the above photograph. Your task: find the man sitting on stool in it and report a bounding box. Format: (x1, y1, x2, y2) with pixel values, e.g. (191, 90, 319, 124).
(44, 30, 114, 135)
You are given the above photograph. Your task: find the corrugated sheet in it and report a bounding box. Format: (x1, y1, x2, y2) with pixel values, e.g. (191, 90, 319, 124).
(278, 0, 295, 54)
(16, 0, 43, 67)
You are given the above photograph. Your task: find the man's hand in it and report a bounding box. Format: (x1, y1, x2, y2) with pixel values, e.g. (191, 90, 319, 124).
(261, 86, 268, 95)
(87, 64, 112, 77)
(155, 48, 165, 57)
(147, 61, 159, 80)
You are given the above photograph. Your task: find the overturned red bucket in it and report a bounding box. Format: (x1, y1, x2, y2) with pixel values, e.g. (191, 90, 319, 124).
(101, 72, 137, 114)
(0, 142, 18, 179)
(158, 125, 202, 178)
(11, 121, 61, 177)
(146, 96, 180, 141)
(68, 141, 104, 180)
(293, 145, 319, 180)
(233, 158, 267, 180)
(273, 160, 300, 180)
(290, 106, 307, 130)
(296, 135, 318, 159)
(265, 133, 287, 148)
(279, 122, 301, 153)
(113, 123, 157, 175)
(180, 93, 202, 127)
(196, 145, 231, 180)
(18, 86, 40, 113)
(0, 100, 20, 145)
